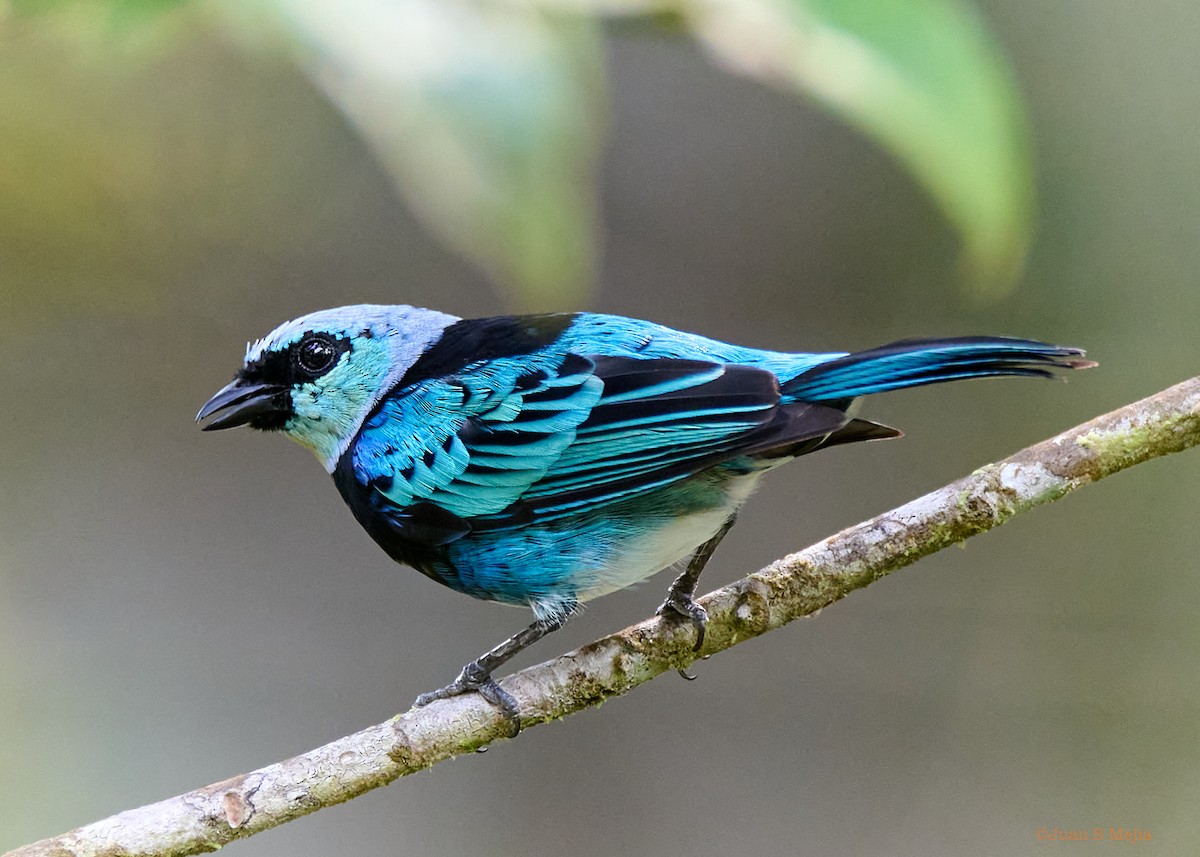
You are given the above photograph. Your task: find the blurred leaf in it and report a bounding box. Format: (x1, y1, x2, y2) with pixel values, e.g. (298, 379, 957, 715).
(2, 0, 195, 63)
(4, 0, 1029, 305)
(262, 0, 607, 311)
(8, 0, 188, 29)
(685, 0, 1033, 296)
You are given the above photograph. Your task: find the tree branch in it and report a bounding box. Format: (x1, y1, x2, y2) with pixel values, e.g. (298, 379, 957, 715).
(9, 377, 1200, 857)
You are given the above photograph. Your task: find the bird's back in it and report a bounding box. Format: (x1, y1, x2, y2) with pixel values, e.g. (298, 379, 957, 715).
(555, 312, 840, 388)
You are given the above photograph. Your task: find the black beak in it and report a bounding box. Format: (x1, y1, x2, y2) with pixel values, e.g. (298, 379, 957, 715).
(196, 380, 289, 431)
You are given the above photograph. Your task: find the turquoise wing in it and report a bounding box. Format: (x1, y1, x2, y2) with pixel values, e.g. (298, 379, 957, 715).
(348, 353, 849, 543)
(350, 354, 603, 522)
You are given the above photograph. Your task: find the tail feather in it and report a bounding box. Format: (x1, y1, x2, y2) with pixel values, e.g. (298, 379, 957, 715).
(784, 336, 1094, 403)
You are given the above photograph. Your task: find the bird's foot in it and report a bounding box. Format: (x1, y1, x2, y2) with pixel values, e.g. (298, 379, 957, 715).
(414, 660, 521, 736)
(656, 591, 708, 652)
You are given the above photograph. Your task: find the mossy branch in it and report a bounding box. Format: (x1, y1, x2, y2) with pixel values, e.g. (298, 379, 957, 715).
(8, 376, 1200, 857)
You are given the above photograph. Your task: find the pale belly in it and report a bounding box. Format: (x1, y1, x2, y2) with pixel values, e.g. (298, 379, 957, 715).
(567, 471, 764, 606)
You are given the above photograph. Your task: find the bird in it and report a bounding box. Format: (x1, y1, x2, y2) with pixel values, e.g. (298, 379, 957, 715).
(197, 305, 1093, 730)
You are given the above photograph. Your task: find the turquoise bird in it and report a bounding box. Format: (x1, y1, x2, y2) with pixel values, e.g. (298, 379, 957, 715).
(198, 306, 1092, 729)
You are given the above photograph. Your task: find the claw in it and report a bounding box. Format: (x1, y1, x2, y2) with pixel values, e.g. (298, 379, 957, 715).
(412, 613, 568, 738)
(657, 593, 708, 651)
(475, 678, 521, 737)
(414, 662, 522, 736)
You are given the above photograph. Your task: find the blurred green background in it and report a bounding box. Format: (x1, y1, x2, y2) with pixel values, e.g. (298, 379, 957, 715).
(2, 1, 1198, 855)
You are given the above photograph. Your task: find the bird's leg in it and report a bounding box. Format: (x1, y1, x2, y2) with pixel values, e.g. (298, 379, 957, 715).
(657, 514, 738, 652)
(413, 609, 571, 735)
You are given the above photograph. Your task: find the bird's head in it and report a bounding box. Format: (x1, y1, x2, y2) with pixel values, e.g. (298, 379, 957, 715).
(197, 304, 459, 470)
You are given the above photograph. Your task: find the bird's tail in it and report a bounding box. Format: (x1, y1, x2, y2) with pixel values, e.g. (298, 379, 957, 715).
(783, 336, 1095, 403)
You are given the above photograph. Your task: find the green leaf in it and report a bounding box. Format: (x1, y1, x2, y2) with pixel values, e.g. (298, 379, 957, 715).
(264, 0, 607, 311)
(686, 0, 1033, 296)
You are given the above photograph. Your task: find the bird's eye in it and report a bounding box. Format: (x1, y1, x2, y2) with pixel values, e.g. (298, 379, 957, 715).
(295, 334, 339, 376)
